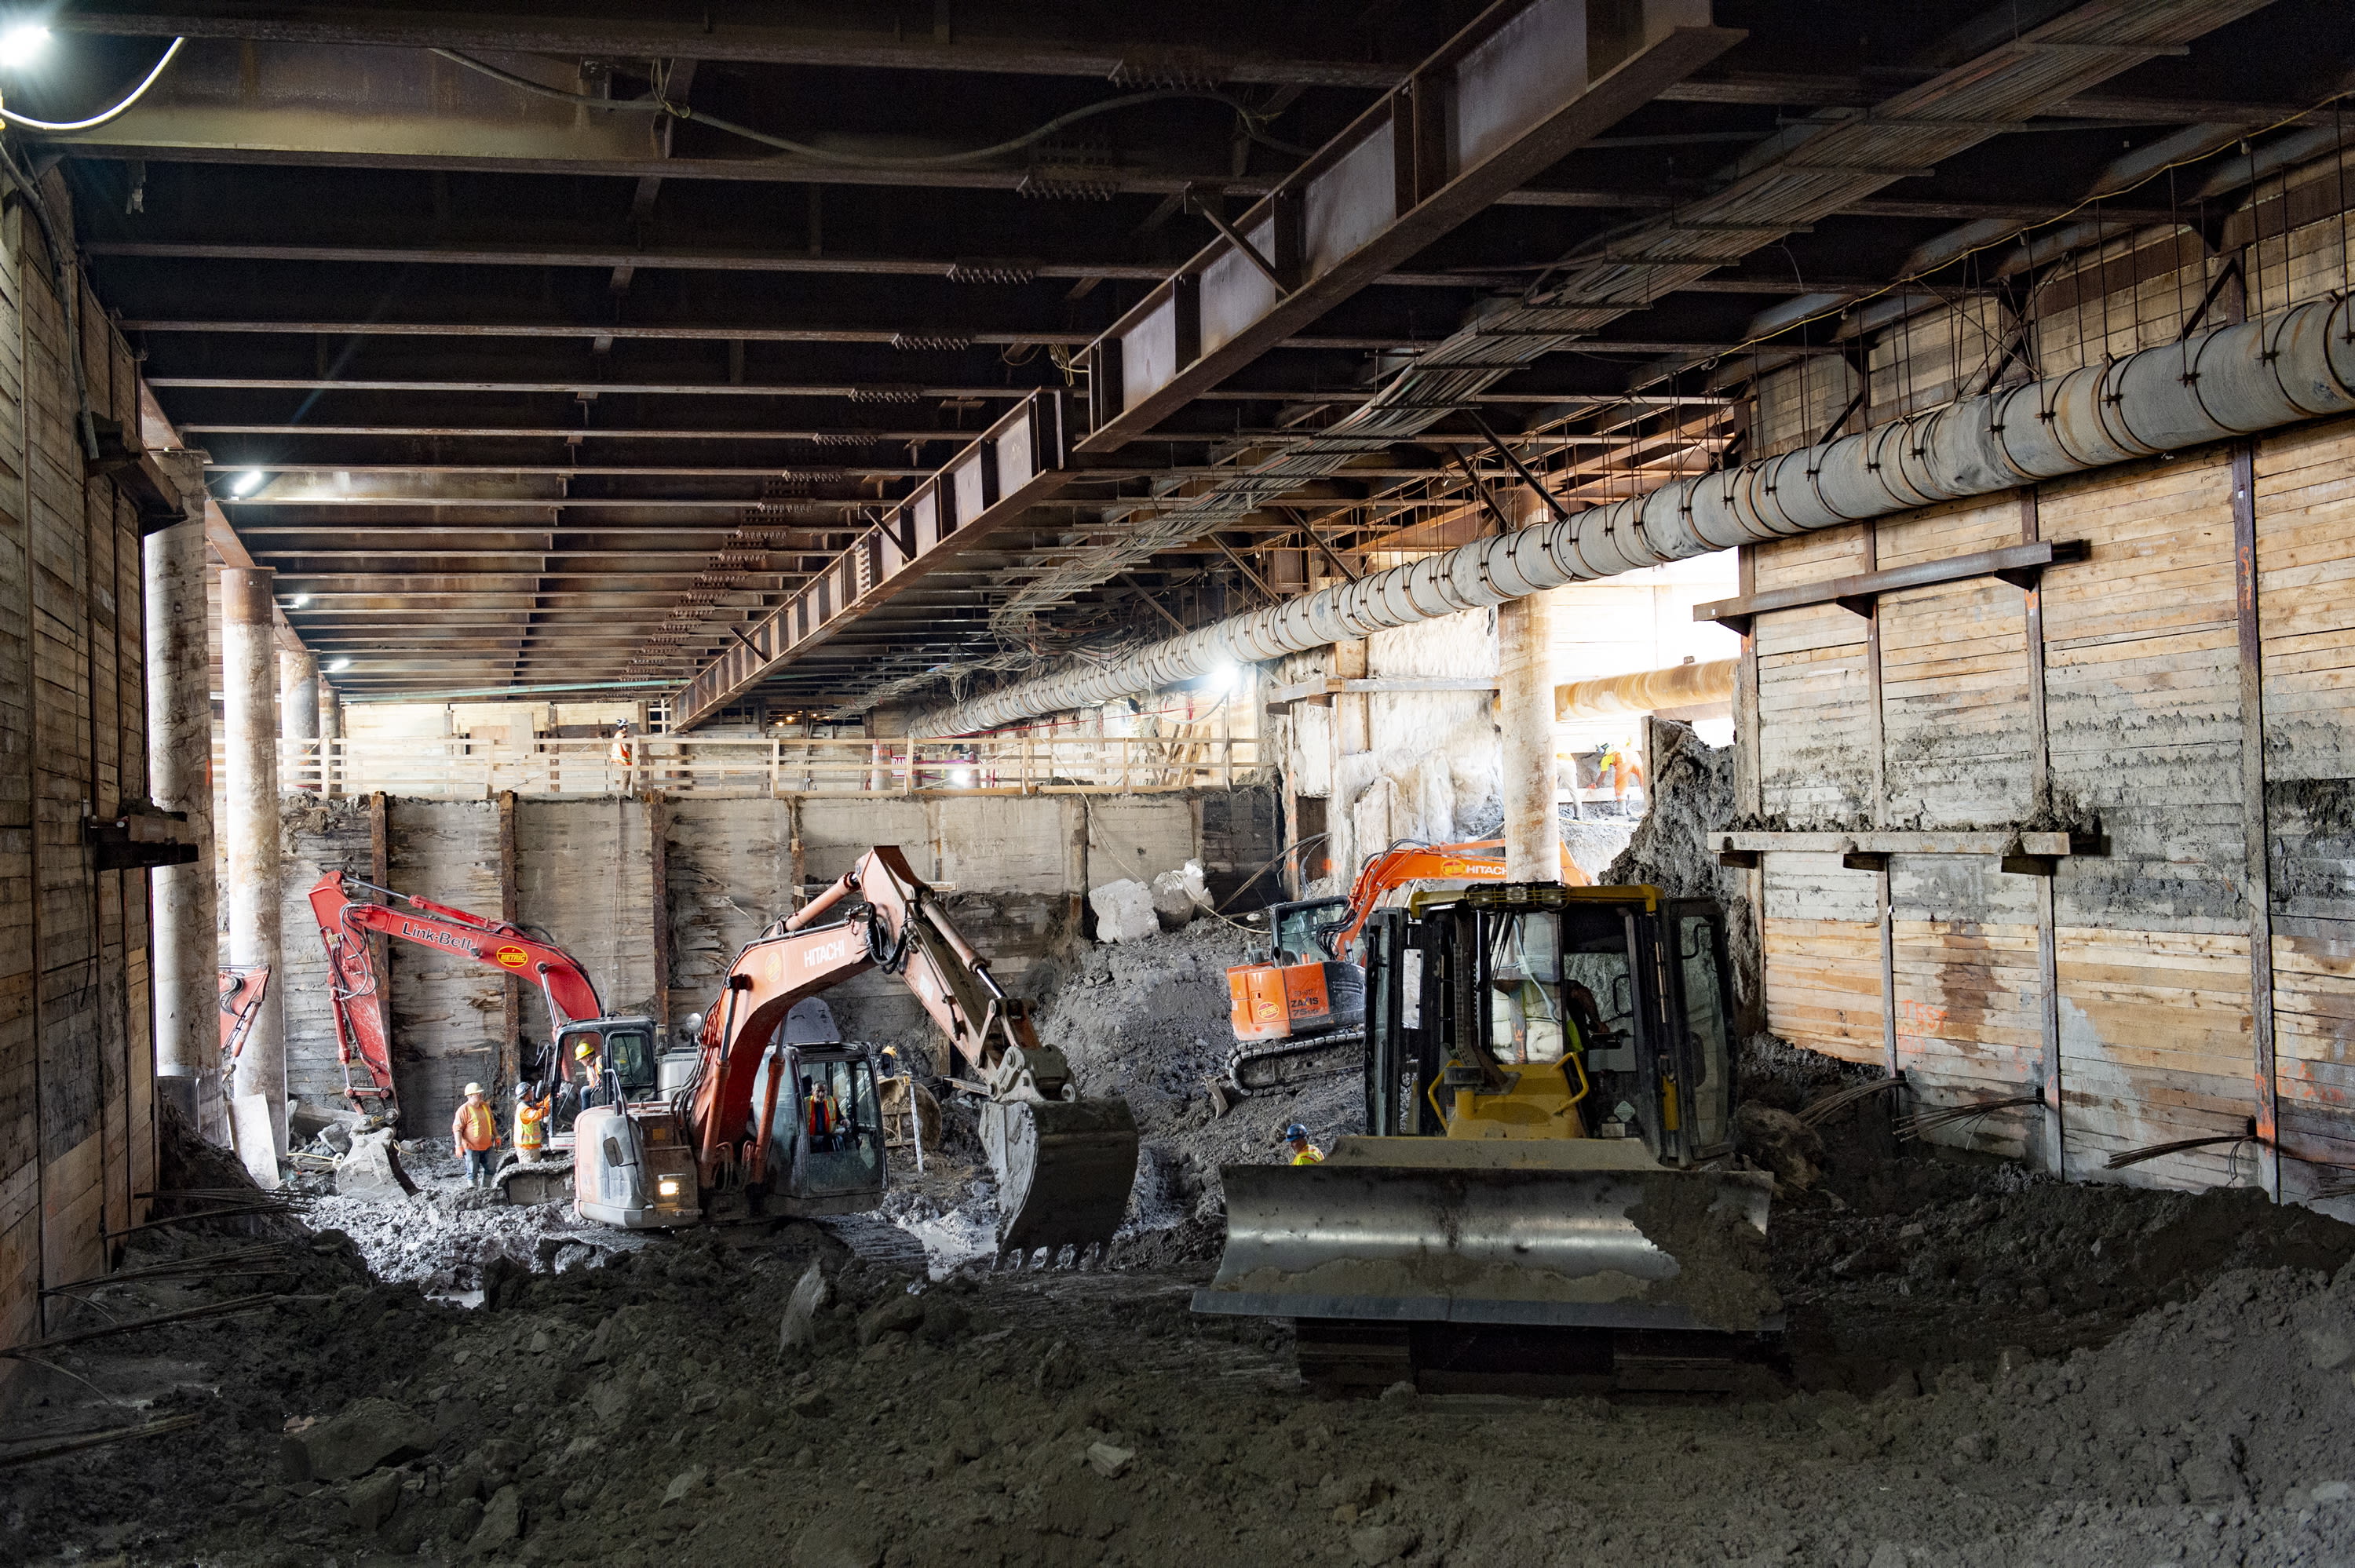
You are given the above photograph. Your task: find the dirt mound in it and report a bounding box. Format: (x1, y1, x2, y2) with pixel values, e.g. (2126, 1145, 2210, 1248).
(1770, 1090, 2355, 1391)
(14, 1083, 2355, 1568)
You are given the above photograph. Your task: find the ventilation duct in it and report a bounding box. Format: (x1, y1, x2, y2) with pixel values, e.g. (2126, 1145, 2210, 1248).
(912, 295, 2355, 735)
(1557, 658, 1736, 721)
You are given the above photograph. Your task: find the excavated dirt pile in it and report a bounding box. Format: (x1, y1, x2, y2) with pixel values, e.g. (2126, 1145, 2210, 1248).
(13, 1060, 2355, 1566)
(1032, 917, 1364, 1268)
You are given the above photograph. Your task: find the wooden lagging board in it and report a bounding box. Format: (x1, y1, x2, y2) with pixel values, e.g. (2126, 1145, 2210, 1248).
(2258, 419, 2355, 1186)
(1741, 428, 2355, 1191)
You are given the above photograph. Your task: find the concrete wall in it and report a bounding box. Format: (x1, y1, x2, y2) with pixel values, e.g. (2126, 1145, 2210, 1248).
(275, 787, 1278, 1128)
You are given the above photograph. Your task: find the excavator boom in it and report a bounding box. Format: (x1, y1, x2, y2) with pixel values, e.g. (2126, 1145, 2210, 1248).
(665, 847, 1137, 1250)
(306, 870, 610, 1122)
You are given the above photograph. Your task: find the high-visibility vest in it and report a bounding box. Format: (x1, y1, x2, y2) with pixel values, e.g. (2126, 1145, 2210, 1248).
(515, 1101, 547, 1150)
(1291, 1146, 1325, 1165)
(455, 1101, 497, 1150)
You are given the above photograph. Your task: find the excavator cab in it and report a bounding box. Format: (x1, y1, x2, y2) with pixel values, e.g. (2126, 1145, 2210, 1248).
(750, 1045, 887, 1216)
(1226, 895, 1364, 1045)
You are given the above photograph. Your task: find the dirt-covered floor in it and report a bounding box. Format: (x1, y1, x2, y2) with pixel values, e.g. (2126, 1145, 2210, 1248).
(10, 892, 2355, 1566)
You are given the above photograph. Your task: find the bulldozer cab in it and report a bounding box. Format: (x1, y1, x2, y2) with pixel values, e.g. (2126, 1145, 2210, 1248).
(1361, 886, 1736, 1167)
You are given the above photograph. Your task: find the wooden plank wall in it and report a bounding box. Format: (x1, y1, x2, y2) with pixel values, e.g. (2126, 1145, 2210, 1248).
(2257, 418, 2355, 1196)
(0, 174, 159, 1379)
(1878, 497, 2045, 1161)
(1754, 525, 1882, 1066)
(1749, 418, 2355, 1201)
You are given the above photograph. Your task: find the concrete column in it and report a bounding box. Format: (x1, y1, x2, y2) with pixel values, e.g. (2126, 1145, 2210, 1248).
(143, 511, 221, 1138)
(1498, 592, 1561, 884)
(279, 646, 319, 791)
(317, 676, 341, 794)
(222, 567, 287, 1156)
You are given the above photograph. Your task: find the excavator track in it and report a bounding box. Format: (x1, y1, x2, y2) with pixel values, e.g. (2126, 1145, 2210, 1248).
(1225, 1028, 1365, 1096)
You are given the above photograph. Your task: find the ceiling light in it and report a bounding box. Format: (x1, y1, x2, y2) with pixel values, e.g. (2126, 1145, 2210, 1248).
(286, 593, 310, 609)
(0, 25, 49, 69)
(1208, 662, 1241, 691)
(327, 657, 351, 673)
(228, 469, 265, 497)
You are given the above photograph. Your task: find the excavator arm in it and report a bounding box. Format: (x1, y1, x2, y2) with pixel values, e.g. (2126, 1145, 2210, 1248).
(305, 870, 608, 1122)
(683, 847, 1137, 1253)
(1324, 839, 1590, 958)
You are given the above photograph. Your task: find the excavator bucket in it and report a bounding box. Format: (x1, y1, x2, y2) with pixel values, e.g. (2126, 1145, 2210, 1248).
(983, 1098, 1141, 1255)
(1193, 1138, 1778, 1335)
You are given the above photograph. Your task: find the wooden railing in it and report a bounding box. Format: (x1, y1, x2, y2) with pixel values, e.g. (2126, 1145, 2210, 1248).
(241, 732, 1263, 799)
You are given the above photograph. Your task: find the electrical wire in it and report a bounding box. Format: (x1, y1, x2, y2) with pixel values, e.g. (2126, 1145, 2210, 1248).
(0, 38, 184, 133)
(1607, 86, 2355, 392)
(432, 47, 1286, 170)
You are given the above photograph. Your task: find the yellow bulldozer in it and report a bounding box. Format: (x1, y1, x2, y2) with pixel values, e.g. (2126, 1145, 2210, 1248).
(1193, 882, 1780, 1395)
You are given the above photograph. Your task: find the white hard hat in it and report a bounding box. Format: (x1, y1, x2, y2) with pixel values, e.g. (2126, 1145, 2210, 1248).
(463, 1082, 483, 1096)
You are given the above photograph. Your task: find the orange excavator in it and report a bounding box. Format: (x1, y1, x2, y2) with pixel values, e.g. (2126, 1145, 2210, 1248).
(1225, 839, 1589, 1095)
(573, 847, 1137, 1256)
(305, 870, 644, 1150)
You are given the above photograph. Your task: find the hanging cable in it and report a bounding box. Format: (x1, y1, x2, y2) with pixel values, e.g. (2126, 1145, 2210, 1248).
(432, 47, 1287, 170)
(0, 38, 184, 133)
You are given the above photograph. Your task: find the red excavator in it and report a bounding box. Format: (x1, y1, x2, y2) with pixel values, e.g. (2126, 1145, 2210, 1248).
(1225, 839, 1590, 1094)
(574, 846, 1137, 1256)
(305, 870, 648, 1140)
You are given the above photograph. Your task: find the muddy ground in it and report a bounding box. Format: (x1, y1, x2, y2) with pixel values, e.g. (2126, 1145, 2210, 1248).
(9, 1022, 2355, 1567)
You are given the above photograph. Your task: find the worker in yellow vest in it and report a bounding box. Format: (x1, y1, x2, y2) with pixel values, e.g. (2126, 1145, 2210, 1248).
(513, 1085, 550, 1164)
(452, 1082, 498, 1189)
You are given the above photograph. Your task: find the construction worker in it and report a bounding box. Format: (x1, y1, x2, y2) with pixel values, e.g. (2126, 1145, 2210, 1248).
(803, 1074, 842, 1153)
(1283, 1123, 1324, 1165)
(574, 1037, 604, 1106)
(452, 1083, 498, 1188)
(609, 720, 636, 789)
(1598, 738, 1646, 808)
(513, 1083, 550, 1163)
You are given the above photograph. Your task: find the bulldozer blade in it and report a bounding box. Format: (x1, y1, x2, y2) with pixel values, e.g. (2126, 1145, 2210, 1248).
(1194, 1143, 1779, 1334)
(983, 1096, 1141, 1254)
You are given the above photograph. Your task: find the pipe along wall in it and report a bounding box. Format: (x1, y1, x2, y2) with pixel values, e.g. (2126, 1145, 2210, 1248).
(913, 295, 2355, 735)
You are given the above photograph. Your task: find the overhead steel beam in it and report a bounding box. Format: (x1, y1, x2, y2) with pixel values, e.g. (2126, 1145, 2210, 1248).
(163, 377, 1610, 405)
(182, 424, 982, 439)
(53, 8, 1415, 86)
(663, 0, 1739, 727)
(670, 389, 1072, 729)
(1078, 0, 1739, 454)
(84, 239, 1507, 290)
(125, 319, 1453, 355)
(154, 375, 1036, 397)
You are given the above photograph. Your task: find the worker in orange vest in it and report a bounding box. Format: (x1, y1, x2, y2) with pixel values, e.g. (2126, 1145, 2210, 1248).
(452, 1082, 498, 1189)
(513, 1084, 550, 1164)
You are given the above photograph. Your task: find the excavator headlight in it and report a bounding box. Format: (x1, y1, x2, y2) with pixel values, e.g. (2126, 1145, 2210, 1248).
(656, 1177, 681, 1198)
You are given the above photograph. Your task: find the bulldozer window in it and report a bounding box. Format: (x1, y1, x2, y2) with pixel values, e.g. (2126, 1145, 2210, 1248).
(1487, 911, 1572, 1066)
(1676, 914, 1732, 1153)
